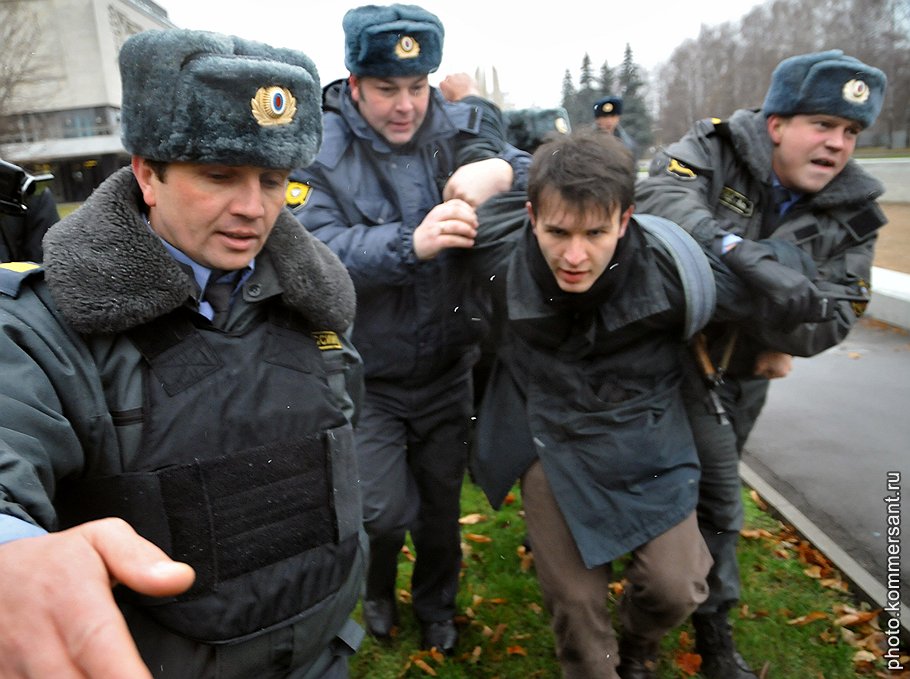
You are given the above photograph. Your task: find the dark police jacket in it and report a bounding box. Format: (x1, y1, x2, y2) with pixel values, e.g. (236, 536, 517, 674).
(465, 193, 759, 568)
(0, 168, 366, 664)
(636, 109, 887, 374)
(291, 80, 529, 385)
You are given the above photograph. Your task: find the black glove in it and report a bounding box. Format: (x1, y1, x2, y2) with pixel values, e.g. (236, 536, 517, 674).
(723, 239, 831, 329)
(755, 238, 818, 279)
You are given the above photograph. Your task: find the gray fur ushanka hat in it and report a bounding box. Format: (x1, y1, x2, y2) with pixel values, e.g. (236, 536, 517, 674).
(343, 4, 444, 77)
(761, 49, 886, 129)
(119, 29, 322, 169)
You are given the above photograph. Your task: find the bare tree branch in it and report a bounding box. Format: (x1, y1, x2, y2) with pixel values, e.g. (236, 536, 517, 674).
(0, 1, 45, 117)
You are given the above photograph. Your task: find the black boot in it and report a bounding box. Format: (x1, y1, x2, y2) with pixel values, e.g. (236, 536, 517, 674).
(693, 611, 758, 679)
(419, 618, 458, 655)
(617, 634, 659, 679)
(362, 596, 398, 639)
(363, 538, 402, 639)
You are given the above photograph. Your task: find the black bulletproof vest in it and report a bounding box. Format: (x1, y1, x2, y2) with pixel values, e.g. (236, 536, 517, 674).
(58, 305, 362, 643)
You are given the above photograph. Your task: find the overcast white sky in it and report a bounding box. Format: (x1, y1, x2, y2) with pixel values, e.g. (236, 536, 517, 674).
(159, 1, 766, 109)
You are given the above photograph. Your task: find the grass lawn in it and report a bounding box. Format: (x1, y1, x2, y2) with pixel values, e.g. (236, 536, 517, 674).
(349, 479, 902, 678)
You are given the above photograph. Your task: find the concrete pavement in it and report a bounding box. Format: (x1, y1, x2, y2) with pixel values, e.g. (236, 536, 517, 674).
(742, 317, 910, 635)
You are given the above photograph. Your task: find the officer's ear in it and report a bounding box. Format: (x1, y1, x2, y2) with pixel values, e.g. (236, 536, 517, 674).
(767, 114, 787, 145)
(348, 74, 362, 104)
(131, 157, 159, 208)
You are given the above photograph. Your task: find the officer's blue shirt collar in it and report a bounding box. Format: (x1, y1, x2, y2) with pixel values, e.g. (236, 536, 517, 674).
(158, 238, 254, 292)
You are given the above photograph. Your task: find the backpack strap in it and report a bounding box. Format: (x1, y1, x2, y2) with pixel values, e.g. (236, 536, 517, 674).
(635, 213, 717, 339)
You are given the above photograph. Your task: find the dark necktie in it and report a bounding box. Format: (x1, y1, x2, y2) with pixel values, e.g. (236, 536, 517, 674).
(762, 184, 793, 237)
(203, 270, 236, 327)
(772, 184, 792, 218)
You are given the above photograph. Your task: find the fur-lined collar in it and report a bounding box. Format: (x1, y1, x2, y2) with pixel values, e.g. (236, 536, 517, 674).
(43, 167, 355, 334)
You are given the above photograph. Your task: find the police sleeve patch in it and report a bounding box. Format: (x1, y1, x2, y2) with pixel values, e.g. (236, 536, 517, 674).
(286, 181, 311, 208)
(718, 186, 754, 217)
(666, 158, 697, 180)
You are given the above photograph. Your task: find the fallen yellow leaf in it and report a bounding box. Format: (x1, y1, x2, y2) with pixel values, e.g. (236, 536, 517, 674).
(517, 545, 534, 572)
(820, 578, 849, 592)
(740, 528, 774, 539)
(835, 609, 881, 627)
(674, 651, 702, 675)
(803, 565, 823, 579)
(469, 646, 482, 664)
(465, 533, 492, 543)
(412, 657, 438, 675)
(788, 611, 828, 625)
(852, 649, 877, 663)
(749, 489, 768, 511)
(490, 623, 507, 643)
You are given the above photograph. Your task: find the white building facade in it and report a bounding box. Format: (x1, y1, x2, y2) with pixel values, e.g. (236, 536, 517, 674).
(0, 0, 173, 201)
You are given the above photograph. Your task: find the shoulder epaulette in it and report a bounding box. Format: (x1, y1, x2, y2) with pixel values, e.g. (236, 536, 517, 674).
(0, 261, 44, 298)
(445, 98, 482, 134)
(708, 117, 732, 140)
(694, 117, 727, 137)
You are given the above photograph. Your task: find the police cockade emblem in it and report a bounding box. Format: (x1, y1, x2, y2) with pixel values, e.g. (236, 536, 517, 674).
(603, 103, 615, 113)
(842, 79, 870, 105)
(395, 35, 420, 59)
(251, 86, 297, 126)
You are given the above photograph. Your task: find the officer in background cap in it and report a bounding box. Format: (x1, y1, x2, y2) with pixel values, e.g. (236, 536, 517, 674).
(0, 28, 366, 678)
(289, 3, 530, 656)
(593, 95, 623, 131)
(593, 94, 639, 161)
(636, 49, 887, 679)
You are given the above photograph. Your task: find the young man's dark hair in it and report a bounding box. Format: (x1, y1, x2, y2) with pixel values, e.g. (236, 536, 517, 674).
(527, 131, 635, 217)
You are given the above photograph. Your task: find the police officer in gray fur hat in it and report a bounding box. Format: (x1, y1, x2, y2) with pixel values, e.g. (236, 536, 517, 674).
(0, 28, 367, 679)
(636, 49, 887, 679)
